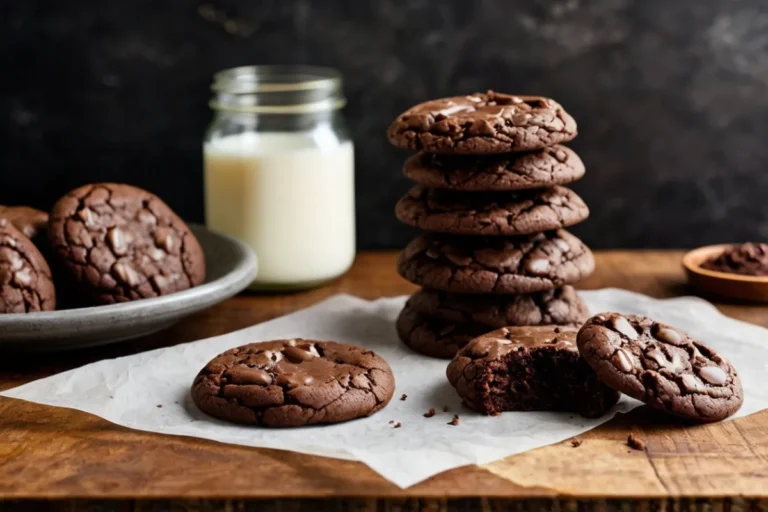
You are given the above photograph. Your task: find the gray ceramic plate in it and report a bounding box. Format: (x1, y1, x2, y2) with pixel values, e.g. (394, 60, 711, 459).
(0, 225, 257, 352)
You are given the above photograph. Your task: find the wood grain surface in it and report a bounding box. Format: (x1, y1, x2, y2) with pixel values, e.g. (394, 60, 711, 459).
(1, 251, 768, 508)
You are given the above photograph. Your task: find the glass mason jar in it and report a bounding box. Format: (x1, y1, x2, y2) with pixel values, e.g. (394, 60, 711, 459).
(203, 66, 355, 291)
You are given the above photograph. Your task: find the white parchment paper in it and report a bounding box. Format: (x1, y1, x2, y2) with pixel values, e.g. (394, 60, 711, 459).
(3, 289, 768, 488)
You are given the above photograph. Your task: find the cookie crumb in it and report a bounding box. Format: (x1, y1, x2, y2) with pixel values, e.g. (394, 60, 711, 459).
(388, 420, 394, 425)
(394, 422, 402, 428)
(156, 404, 162, 408)
(627, 433, 646, 451)
(447, 415, 460, 426)
(400, 394, 407, 401)
(423, 408, 436, 418)
(489, 411, 501, 417)
(442, 406, 449, 412)
(570, 438, 582, 448)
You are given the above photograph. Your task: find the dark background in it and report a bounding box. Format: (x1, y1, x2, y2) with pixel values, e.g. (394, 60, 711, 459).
(2, 0, 768, 250)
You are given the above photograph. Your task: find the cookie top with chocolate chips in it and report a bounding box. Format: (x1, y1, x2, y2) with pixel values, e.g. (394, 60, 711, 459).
(403, 146, 585, 191)
(48, 183, 206, 304)
(397, 230, 594, 295)
(0, 206, 49, 240)
(387, 91, 578, 154)
(0, 219, 56, 313)
(192, 339, 396, 427)
(395, 185, 589, 236)
(577, 313, 743, 422)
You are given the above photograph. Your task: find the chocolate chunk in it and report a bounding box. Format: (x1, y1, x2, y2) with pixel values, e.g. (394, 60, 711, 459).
(400, 393, 407, 401)
(388, 91, 577, 153)
(192, 339, 396, 427)
(447, 326, 620, 418)
(423, 408, 436, 418)
(578, 313, 743, 422)
(570, 439, 582, 448)
(48, 183, 206, 304)
(447, 415, 460, 426)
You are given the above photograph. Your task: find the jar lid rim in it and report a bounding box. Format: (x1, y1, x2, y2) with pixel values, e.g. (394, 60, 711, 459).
(211, 65, 343, 93)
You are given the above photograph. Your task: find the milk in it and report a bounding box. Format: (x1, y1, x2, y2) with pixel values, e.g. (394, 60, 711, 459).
(204, 132, 355, 289)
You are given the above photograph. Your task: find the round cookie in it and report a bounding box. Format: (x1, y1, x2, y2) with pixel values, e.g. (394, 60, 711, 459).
(48, 183, 206, 304)
(395, 185, 589, 236)
(447, 326, 620, 417)
(387, 91, 577, 154)
(191, 339, 396, 427)
(397, 230, 594, 295)
(396, 301, 489, 359)
(0, 206, 49, 240)
(403, 146, 585, 191)
(0, 219, 56, 313)
(577, 313, 743, 422)
(407, 285, 589, 329)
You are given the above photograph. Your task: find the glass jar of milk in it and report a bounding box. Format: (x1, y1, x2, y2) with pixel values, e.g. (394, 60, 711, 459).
(204, 66, 355, 291)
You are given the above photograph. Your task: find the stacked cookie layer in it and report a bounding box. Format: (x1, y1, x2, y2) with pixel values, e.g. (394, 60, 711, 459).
(387, 91, 595, 358)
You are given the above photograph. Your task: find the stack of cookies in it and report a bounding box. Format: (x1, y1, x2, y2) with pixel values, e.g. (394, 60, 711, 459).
(387, 91, 595, 358)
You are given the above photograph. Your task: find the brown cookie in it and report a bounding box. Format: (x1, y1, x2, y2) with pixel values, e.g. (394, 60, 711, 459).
(48, 183, 206, 304)
(387, 91, 577, 154)
(395, 185, 588, 236)
(0, 219, 56, 313)
(0, 206, 49, 240)
(192, 339, 396, 427)
(407, 285, 589, 329)
(397, 230, 594, 294)
(577, 313, 743, 422)
(403, 146, 585, 191)
(446, 326, 620, 417)
(396, 301, 489, 359)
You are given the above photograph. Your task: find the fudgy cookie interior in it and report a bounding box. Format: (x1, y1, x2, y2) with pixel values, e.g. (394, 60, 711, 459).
(473, 346, 618, 418)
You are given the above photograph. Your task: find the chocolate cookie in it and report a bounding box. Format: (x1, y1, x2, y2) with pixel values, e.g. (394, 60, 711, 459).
(387, 91, 577, 154)
(700, 242, 768, 276)
(577, 313, 743, 422)
(192, 339, 396, 427)
(395, 185, 588, 236)
(0, 219, 56, 313)
(447, 326, 620, 417)
(48, 183, 206, 304)
(0, 206, 49, 240)
(396, 301, 489, 358)
(403, 146, 585, 191)
(407, 285, 589, 329)
(398, 230, 594, 294)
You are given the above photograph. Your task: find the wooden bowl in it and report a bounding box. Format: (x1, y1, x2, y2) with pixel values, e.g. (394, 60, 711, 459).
(683, 244, 768, 302)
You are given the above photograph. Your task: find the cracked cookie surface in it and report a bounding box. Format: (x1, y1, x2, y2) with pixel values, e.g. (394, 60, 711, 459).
(407, 285, 588, 329)
(0, 206, 49, 240)
(0, 219, 56, 313)
(577, 313, 743, 422)
(48, 183, 206, 304)
(396, 301, 489, 359)
(387, 91, 577, 154)
(403, 146, 585, 191)
(397, 230, 594, 294)
(395, 185, 588, 236)
(192, 339, 396, 427)
(447, 326, 619, 417)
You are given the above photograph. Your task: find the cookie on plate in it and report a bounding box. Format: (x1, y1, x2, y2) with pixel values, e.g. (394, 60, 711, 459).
(387, 91, 577, 154)
(395, 185, 588, 236)
(447, 326, 620, 417)
(192, 339, 396, 427)
(396, 301, 489, 359)
(397, 231, 594, 295)
(407, 285, 589, 329)
(0, 206, 49, 240)
(48, 183, 206, 304)
(577, 313, 743, 422)
(0, 219, 56, 313)
(403, 146, 585, 191)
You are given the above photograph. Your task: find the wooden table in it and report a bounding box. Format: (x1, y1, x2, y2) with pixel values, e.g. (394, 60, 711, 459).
(2, 251, 768, 511)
